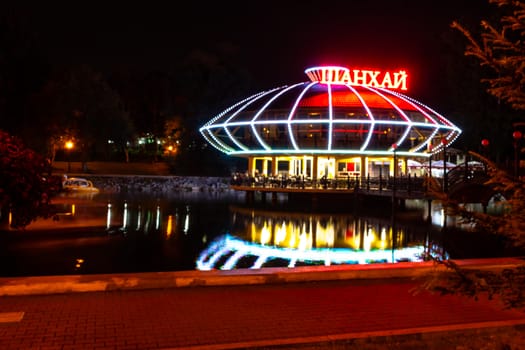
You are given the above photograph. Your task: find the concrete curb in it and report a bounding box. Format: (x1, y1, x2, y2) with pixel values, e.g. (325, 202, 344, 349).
(0, 257, 523, 296)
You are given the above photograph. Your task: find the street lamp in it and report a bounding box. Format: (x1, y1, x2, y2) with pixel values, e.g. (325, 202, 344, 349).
(426, 143, 433, 224)
(65, 140, 74, 172)
(481, 139, 490, 173)
(391, 143, 397, 241)
(481, 138, 490, 157)
(392, 143, 398, 198)
(428, 143, 433, 178)
(441, 138, 448, 193)
(513, 130, 522, 178)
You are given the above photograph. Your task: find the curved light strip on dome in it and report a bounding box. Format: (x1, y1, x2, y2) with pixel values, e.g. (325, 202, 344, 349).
(201, 129, 235, 154)
(377, 88, 462, 154)
(250, 83, 305, 151)
(345, 84, 376, 151)
(231, 149, 429, 157)
(201, 79, 462, 156)
(328, 84, 334, 150)
(208, 118, 448, 155)
(361, 86, 412, 151)
(383, 88, 462, 153)
(224, 127, 249, 151)
(200, 90, 273, 154)
(223, 87, 284, 151)
(287, 82, 316, 150)
(375, 87, 441, 153)
(377, 88, 440, 125)
(201, 90, 268, 129)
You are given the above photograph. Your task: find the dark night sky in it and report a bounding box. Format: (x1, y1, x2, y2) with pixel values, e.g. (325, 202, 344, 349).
(7, 1, 490, 100)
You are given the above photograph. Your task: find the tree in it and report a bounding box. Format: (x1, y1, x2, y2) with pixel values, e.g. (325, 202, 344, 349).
(420, 1, 525, 309)
(171, 47, 252, 175)
(0, 129, 60, 228)
(30, 65, 134, 167)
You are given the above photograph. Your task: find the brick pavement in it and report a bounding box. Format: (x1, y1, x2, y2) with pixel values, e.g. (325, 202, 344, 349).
(1, 278, 525, 350)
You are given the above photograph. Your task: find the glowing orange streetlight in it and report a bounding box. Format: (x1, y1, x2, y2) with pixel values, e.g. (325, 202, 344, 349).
(65, 140, 74, 172)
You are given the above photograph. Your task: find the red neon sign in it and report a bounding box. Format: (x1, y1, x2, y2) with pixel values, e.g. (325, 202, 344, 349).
(305, 66, 408, 91)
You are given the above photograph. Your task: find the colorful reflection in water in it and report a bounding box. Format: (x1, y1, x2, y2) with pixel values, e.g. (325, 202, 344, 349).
(11, 192, 445, 276)
(196, 207, 444, 270)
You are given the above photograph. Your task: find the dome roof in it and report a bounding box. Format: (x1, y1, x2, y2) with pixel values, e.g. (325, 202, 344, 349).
(200, 67, 461, 157)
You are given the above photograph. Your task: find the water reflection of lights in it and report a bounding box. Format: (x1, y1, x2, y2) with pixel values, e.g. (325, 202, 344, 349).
(183, 206, 190, 234)
(122, 201, 128, 230)
(75, 258, 84, 270)
(136, 205, 141, 231)
(156, 205, 161, 230)
(196, 206, 445, 270)
(196, 234, 427, 271)
(242, 212, 398, 251)
(106, 203, 112, 229)
(103, 201, 190, 236)
(166, 215, 173, 237)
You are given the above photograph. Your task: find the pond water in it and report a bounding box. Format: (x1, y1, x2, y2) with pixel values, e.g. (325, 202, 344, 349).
(0, 190, 517, 277)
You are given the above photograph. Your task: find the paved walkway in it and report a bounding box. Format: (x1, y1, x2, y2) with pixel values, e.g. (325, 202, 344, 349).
(1, 259, 525, 349)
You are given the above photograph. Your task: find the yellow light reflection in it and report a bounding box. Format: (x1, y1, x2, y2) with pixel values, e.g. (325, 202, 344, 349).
(251, 222, 257, 242)
(354, 231, 361, 250)
(298, 232, 309, 251)
(71, 204, 76, 216)
(260, 222, 271, 245)
(239, 208, 411, 253)
(364, 227, 375, 252)
(316, 220, 334, 248)
(75, 258, 84, 269)
(275, 222, 286, 245)
(289, 226, 296, 248)
(380, 227, 387, 249)
(166, 215, 173, 237)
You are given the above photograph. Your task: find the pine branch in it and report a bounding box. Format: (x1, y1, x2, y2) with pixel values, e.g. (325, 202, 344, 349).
(415, 255, 525, 310)
(452, 0, 525, 110)
(416, 148, 525, 310)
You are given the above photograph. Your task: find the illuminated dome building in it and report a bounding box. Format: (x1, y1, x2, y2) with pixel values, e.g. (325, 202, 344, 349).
(200, 66, 461, 180)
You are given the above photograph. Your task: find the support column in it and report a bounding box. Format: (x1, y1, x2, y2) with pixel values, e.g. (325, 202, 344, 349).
(263, 159, 268, 176)
(360, 156, 366, 184)
(303, 156, 307, 177)
(312, 155, 318, 182)
(248, 157, 255, 177)
(271, 156, 277, 176)
(427, 199, 432, 224)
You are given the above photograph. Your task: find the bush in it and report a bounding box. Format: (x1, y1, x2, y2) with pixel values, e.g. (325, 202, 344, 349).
(0, 130, 61, 228)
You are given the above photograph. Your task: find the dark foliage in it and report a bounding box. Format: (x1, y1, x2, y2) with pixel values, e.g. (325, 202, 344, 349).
(0, 129, 61, 228)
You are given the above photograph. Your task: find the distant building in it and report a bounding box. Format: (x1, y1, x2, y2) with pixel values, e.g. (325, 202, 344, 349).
(200, 66, 461, 180)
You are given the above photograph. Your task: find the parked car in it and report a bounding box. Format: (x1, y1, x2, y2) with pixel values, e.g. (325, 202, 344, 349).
(62, 177, 99, 193)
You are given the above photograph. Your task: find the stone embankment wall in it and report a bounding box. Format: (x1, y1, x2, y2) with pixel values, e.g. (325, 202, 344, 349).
(86, 175, 232, 194)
